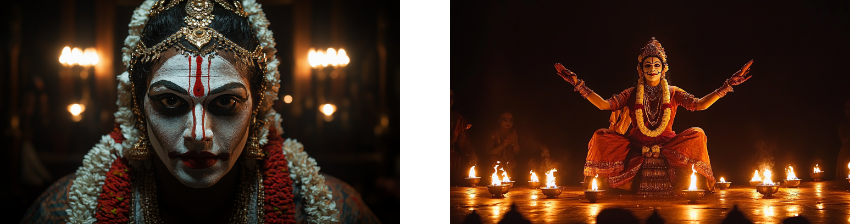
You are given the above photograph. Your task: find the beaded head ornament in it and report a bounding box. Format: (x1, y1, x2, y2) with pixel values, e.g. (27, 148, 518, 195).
(118, 0, 282, 162)
(637, 37, 667, 64)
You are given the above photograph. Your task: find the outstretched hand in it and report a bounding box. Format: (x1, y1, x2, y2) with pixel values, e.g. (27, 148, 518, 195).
(554, 63, 578, 86)
(728, 60, 753, 86)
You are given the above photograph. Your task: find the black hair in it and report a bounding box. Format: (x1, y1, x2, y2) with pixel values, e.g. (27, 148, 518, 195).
(131, 1, 264, 108)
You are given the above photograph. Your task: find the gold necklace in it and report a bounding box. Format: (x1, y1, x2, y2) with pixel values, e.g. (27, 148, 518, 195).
(634, 78, 671, 137)
(132, 162, 263, 224)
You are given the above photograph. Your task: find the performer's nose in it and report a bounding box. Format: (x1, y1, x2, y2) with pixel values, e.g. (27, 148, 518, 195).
(186, 103, 213, 142)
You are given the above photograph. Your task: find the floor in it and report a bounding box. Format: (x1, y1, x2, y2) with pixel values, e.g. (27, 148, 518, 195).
(450, 180, 850, 223)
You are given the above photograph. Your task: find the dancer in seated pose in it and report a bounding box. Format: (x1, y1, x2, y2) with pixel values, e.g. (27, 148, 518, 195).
(552, 37, 753, 192)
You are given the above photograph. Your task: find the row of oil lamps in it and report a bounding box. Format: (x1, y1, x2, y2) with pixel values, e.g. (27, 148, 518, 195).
(463, 162, 850, 204)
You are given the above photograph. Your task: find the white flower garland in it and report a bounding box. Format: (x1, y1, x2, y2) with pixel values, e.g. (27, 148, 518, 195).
(65, 135, 120, 224)
(282, 139, 340, 223)
(66, 0, 338, 223)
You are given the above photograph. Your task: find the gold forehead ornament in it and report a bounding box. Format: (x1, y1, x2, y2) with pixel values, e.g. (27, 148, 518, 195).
(129, 0, 263, 71)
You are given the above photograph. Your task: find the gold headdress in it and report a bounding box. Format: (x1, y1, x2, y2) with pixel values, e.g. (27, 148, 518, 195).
(127, 0, 266, 161)
(637, 37, 667, 64)
(129, 0, 263, 69)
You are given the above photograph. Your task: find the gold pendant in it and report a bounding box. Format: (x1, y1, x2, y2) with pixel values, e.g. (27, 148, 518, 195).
(185, 27, 213, 49)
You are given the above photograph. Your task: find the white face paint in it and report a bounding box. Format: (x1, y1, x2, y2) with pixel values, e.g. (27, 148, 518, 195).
(642, 57, 664, 83)
(144, 53, 252, 188)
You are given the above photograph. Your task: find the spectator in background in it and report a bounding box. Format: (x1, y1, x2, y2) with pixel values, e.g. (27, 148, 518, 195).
(451, 90, 476, 185)
(489, 112, 520, 179)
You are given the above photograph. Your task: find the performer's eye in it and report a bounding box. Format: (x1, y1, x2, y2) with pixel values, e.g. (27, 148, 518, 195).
(644, 64, 652, 68)
(161, 96, 183, 108)
(209, 95, 243, 116)
(655, 64, 662, 67)
(150, 93, 189, 116)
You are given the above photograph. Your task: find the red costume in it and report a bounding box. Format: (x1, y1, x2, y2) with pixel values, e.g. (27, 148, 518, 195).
(584, 86, 715, 191)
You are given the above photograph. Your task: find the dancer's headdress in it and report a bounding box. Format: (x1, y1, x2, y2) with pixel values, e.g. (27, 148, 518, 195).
(637, 37, 667, 64)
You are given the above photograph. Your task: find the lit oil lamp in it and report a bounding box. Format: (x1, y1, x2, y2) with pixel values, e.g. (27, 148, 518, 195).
(756, 169, 780, 198)
(528, 170, 540, 189)
(500, 167, 515, 188)
(810, 164, 824, 181)
(716, 177, 731, 190)
(682, 165, 705, 204)
(487, 164, 509, 198)
(749, 170, 762, 187)
(783, 166, 800, 188)
(585, 174, 605, 203)
(464, 166, 481, 187)
(540, 169, 563, 198)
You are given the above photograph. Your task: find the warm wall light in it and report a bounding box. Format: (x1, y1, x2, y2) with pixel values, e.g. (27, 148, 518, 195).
(68, 104, 86, 122)
(283, 95, 293, 104)
(308, 48, 349, 68)
(60, 46, 99, 66)
(321, 104, 336, 116)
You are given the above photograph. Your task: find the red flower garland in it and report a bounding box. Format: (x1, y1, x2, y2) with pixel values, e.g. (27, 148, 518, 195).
(93, 126, 296, 223)
(260, 129, 297, 223)
(95, 128, 132, 224)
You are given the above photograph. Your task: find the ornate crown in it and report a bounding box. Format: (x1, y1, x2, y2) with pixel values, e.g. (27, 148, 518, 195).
(129, 0, 264, 71)
(637, 37, 667, 63)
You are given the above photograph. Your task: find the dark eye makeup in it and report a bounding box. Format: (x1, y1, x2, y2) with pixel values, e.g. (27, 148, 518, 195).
(149, 93, 190, 116)
(208, 95, 245, 116)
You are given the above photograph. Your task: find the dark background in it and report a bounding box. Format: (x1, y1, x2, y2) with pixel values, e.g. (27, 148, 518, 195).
(452, 1, 850, 185)
(0, 0, 398, 222)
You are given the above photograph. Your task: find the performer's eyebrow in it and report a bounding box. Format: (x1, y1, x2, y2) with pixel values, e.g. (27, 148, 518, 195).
(209, 82, 246, 96)
(149, 80, 185, 94)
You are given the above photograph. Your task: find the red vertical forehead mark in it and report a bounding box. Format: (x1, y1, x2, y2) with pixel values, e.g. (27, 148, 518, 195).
(192, 55, 205, 97)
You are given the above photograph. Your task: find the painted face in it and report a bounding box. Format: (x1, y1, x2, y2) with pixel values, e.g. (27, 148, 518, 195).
(144, 52, 252, 188)
(642, 57, 664, 83)
(498, 113, 513, 130)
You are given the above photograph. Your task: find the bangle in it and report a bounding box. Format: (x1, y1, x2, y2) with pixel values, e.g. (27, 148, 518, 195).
(713, 79, 734, 98)
(574, 79, 594, 98)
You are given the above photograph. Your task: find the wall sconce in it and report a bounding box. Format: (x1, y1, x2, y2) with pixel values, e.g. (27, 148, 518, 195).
(321, 103, 336, 122)
(59, 47, 99, 67)
(68, 103, 86, 122)
(308, 48, 349, 68)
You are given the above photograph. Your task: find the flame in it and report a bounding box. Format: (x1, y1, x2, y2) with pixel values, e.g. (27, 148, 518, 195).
(491, 164, 501, 186)
(847, 162, 849, 178)
(751, 170, 762, 182)
(720, 177, 726, 183)
(814, 164, 821, 173)
(468, 166, 476, 178)
(530, 170, 539, 182)
(308, 48, 350, 68)
(591, 174, 598, 190)
(786, 166, 798, 180)
(545, 169, 557, 188)
(59, 47, 99, 66)
(688, 164, 698, 190)
(500, 167, 511, 182)
(762, 169, 773, 185)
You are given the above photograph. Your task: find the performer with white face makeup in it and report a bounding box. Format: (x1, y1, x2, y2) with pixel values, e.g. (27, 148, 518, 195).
(145, 51, 253, 188)
(551, 37, 754, 195)
(23, 0, 380, 223)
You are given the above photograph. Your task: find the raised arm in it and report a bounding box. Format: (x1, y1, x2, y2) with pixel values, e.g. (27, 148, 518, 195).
(694, 60, 753, 110)
(554, 63, 611, 110)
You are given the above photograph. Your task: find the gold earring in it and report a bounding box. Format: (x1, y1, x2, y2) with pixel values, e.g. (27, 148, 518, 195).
(244, 80, 268, 160)
(128, 79, 152, 160)
(130, 119, 153, 160)
(244, 117, 265, 160)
